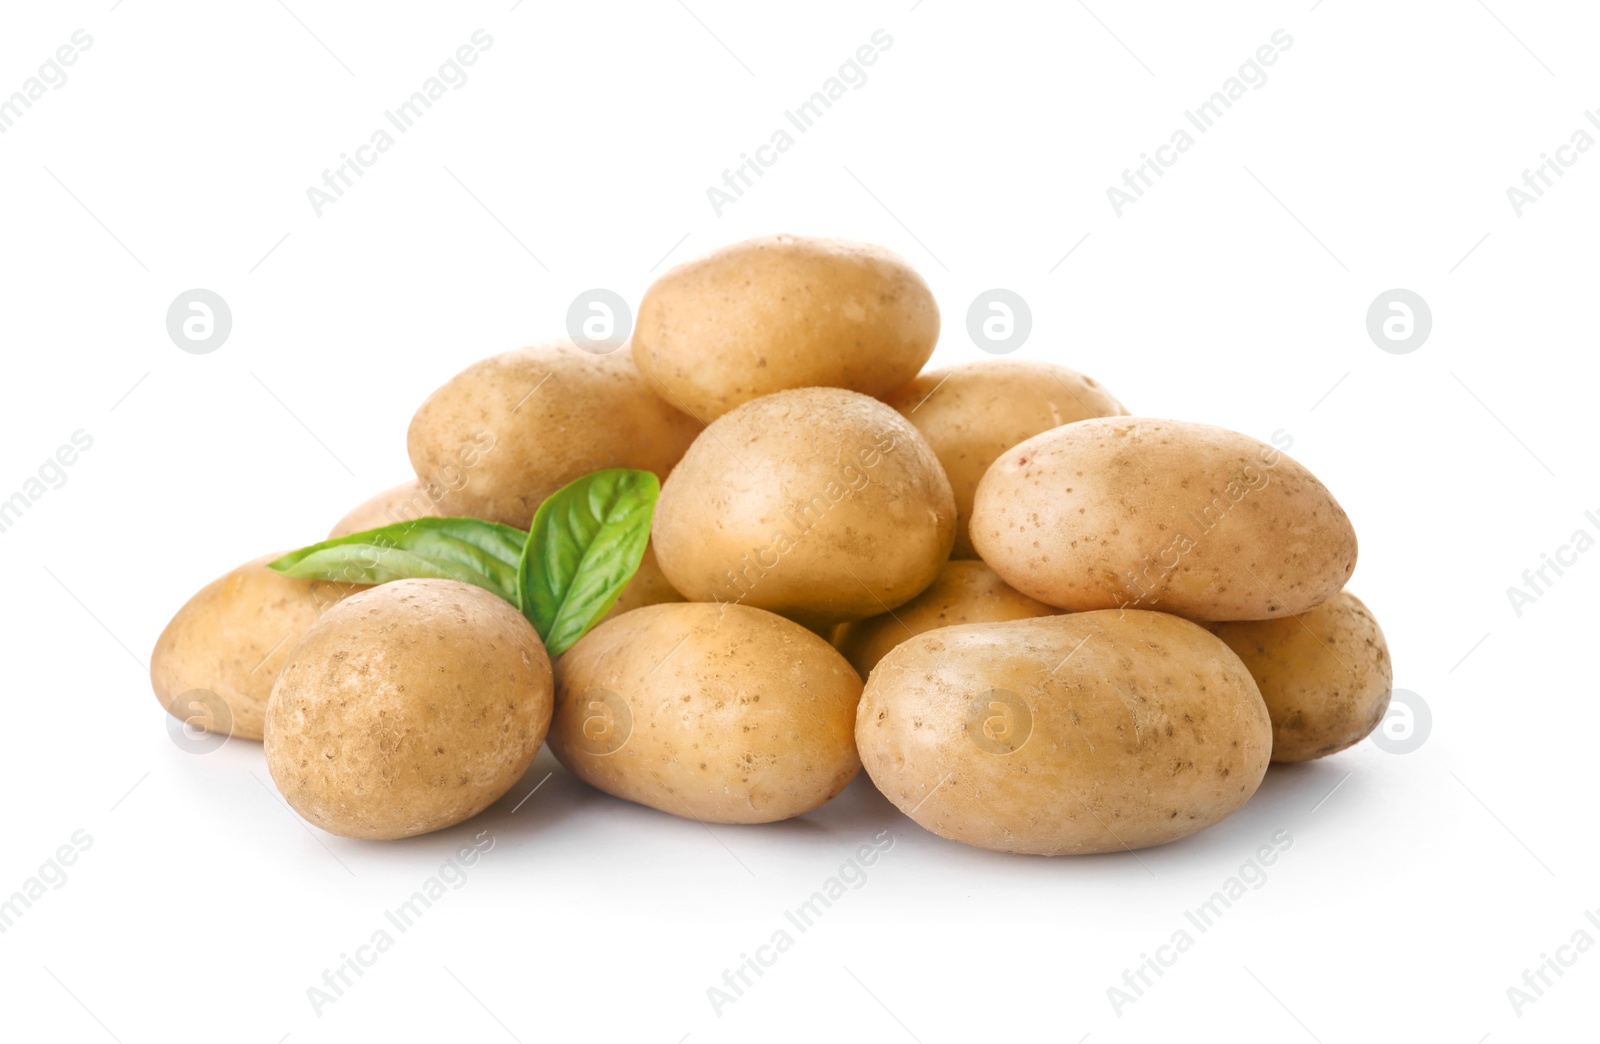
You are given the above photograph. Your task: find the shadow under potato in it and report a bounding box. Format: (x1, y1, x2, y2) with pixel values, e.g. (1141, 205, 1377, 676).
(807, 753, 1361, 867)
(305, 741, 1365, 863)
(503, 762, 904, 846)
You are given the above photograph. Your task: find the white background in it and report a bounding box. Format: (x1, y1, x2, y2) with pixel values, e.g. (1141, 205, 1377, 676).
(1, 1, 1595, 1041)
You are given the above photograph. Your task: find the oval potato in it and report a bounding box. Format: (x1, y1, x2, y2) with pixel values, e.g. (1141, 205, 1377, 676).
(1207, 591, 1392, 762)
(652, 387, 956, 629)
(884, 360, 1128, 559)
(633, 234, 938, 420)
(265, 579, 553, 840)
(550, 603, 863, 824)
(856, 611, 1272, 855)
(970, 418, 1357, 620)
(151, 555, 365, 741)
(835, 560, 1060, 678)
(407, 343, 702, 529)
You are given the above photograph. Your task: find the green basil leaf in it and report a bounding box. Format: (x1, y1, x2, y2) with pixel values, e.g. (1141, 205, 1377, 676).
(269, 517, 528, 607)
(519, 469, 659, 655)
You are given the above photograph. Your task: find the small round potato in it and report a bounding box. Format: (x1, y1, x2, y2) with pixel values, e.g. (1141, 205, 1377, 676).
(834, 560, 1061, 678)
(407, 343, 702, 529)
(971, 418, 1357, 621)
(151, 555, 365, 741)
(652, 387, 956, 629)
(1207, 591, 1392, 762)
(549, 603, 863, 824)
(856, 611, 1272, 855)
(883, 360, 1128, 559)
(632, 234, 939, 420)
(265, 579, 552, 840)
(329, 481, 440, 538)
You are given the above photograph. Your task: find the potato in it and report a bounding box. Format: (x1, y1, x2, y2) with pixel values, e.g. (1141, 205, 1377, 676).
(970, 418, 1357, 621)
(599, 543, 685, 625)
(834, 560, 1060, 678)
(151, 555, 364, 741)
(632, 234, 938, 420)
(1206, 591, 1391, 762)
(884, 360, 1128, 558)
(265, 579, 552, 840)
(328, 481, 441, 538)
(407, 342, 702, 529)
(652, 387, 956, 629)
(549, 603, 862, 824)
(856, 611, 1271, 855)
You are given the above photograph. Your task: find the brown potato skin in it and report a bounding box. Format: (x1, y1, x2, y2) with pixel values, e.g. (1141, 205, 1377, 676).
(329, 481, 441, 538)
(970, 418, 1357, 621)
(407, 343, 702, 529)
(633, 235, 939, 420)
(151, 555, 365, 741)
(1207, 591, 1392, 762)
(549, 603, 863, 824)
(264, 580, 552, 840)
(652, 387, 956, 629)
(834, 561, 1061, 678)
(856, 611, 1272, 855)
(883, 360, 1128, 559)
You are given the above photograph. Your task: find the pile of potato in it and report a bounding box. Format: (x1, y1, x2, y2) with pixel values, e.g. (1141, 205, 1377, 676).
(152, 233, 1391, 854)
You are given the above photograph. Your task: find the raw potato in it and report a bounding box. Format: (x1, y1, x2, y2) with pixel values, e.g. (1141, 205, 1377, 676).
(329, 480, 439, 538)
(884, 360, 1128, 559)
(652, 387, 956, 628)
(265, 579, 552, 840)
(1207, 591, 1392, 762)
(549, 603, 862, 824)
(146, 224, 1391, 863)
(599, 543, 685, 625)
(151, 555, 365, 741)
(407, 342, 702, 529)
(633, 234, 939, 420)
(834, 560, 1061, 678)
(856, 611, 1272, 855)
(971, 418, 1357, 621)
